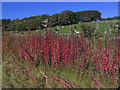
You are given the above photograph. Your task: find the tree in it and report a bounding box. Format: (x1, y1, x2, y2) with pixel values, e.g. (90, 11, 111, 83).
(41, 14, 49, 28)
(58, 10, 77, 26)
(21, 15, 47, 31)
(2, 10, 102, 32)
(81, 24, 96, 38)
(41, 14, 49, 21)
(101, 16, 120, 21)
(81, 17, 91, 22)
(8, 19, 20, 32)
(16, 22, 26, 31)
(48, 14, 60, 27)
(75, 10, 102, 22)
(2, 19, 11, 32)
(2, 19, 11, 26)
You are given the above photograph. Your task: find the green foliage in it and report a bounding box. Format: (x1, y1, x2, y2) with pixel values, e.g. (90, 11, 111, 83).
(21, 15, 46, 30)
(2, 10, 103, 32)
(8, 19, 20, 31)
(75, 10, 102, 22)
(2, 19, 11, 26)
(16, 22, 25, 31)
(101, 16, 120, 21)
(58, 10, 77, 25)
(81, 24, 96, 38)
(81, 17, 91, 22)
(48, 14, 60, 27)
(2, 19, 11, 32)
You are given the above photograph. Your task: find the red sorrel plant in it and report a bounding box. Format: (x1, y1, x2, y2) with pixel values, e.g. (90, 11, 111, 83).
(51, 75, 73, 88)
(3, 30, 118, 87)
(85, 69, 105, 88)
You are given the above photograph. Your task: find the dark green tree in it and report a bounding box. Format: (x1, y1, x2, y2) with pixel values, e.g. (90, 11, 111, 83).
(21, 15, 46, 31)
(48, 14, 60, 27)
(2, 19, 11, 26)
(58, 10, 77, 26)
(2, 19, 11, 32)
(75, 10, 102, 22)
(8, 19, 20, 32)
(81, 17, 91, 22)
(81, 24, 96, 38)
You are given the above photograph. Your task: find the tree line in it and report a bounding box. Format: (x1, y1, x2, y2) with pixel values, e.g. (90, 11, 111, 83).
(1, 10, 103, 32)
(101, 16, 120, 21)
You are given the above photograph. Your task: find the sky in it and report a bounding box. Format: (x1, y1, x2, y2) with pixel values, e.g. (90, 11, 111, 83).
(1, 0, 119, 2)
(2, 2, 118, 20)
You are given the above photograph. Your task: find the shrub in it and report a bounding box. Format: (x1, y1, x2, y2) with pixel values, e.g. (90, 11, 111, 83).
(81, 24, 95, 38)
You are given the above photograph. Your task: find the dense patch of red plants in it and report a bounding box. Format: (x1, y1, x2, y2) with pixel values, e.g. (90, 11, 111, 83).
(3, 32, 119, 84)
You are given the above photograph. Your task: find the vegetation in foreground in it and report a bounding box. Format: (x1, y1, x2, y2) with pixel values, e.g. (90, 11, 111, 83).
(2, 31, 119, 88)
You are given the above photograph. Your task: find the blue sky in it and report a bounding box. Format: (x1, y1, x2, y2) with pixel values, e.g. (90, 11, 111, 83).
(2, 2, 118, 20)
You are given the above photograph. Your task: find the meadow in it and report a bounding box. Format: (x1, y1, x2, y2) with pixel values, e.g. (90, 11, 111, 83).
(2, 21, 119, 88)
(16, 21, 118, 37)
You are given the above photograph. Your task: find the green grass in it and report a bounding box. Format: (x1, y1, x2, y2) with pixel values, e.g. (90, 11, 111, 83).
(14, 21, 118, 37)
(2, 21, 118, 88)
(2, 55, 118, 88)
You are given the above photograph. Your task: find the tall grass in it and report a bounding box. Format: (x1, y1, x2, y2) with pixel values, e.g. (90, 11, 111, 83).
(2, 31, 119, 88)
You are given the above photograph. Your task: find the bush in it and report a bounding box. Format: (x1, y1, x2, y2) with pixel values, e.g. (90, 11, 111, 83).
(81, 24, 95, 38)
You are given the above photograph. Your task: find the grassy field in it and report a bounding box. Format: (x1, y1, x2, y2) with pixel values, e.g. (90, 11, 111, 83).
(16, 22, 117, 37)
(10, 21, 118, 37)
(3, 56, 118, 88)
(2, 21, 119, 88)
